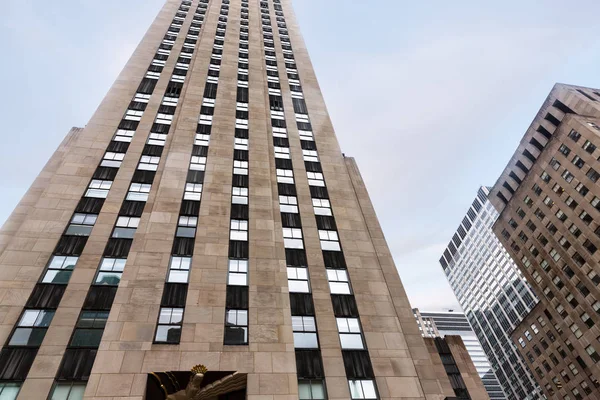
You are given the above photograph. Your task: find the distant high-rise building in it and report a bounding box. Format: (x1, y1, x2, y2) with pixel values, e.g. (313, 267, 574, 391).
(414, 309, 505, 399)
(438, 186, 542, 399)
(490, 83, 600, 399)
(0, 0, 475, 399)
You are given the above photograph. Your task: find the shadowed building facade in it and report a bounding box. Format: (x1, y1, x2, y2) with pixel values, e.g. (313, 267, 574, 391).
(414, 309, 506, 400)
(489, 84, 600, 399)
(0, 0, 475, 399)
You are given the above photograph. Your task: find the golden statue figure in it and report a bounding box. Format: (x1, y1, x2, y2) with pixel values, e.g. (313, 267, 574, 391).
(149, 365, 247, 400)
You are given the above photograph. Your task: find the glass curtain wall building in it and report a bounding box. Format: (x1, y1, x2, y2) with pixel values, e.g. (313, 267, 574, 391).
(439, 186, 543, 400)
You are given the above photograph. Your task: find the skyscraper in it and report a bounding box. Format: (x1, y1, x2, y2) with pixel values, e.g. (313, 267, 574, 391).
(413, 309, 505, 400)
(0, 1, 474, 399)
(489, 84, 600, 399)
(438, 186, 542, 399)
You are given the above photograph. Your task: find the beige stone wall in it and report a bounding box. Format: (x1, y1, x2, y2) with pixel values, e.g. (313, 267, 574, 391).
(444, 336, 489, 400)
(424, 336, 490, 400)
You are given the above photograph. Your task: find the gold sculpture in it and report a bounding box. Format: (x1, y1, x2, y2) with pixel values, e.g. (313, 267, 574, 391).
(150, 365, 247, 400)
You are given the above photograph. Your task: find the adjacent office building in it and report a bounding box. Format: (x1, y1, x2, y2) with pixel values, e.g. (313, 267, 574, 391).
(424, 335, 490, 400)
(439, 187, 543, 399)
(490, 84, 600, 399)
(414, 309, 506, 400)
(0, 0, 484, 399)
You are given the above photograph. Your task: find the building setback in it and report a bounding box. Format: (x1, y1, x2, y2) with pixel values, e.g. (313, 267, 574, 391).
(414, 309, 505, 400)
(439, 186, 542, 400)
(0, 0, 475, 399)
(489, 83, 600, 399)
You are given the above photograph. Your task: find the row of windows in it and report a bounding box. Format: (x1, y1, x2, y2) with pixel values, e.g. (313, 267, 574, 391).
(262, 1, 377, 398)
(154, 0, 217, 345)
(223, 5, 251, 347)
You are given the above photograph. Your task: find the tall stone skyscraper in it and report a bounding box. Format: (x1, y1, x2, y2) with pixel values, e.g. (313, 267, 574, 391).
(0, 1, 472, 399)
(489, 84, 600, 399)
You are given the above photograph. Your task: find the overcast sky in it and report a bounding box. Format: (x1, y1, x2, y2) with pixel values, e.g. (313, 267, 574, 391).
(2, 0, 600, 311)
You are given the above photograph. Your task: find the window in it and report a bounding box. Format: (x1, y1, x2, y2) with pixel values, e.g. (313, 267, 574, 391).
(190, 156, 206, 171)
(224, 309, 248, 345)
(148, 132, 168, 146)
(184, 183, 203, 201)
(313, 198, 332, 216)
(337, 318, 364, 349)
(580, 210, 593, 225)
(541, 171, 551, 183)
(234, 138, 248, 150)
(568, 129, 581, 142)
(553, 183, 564, 194)
(276, 168, 294, 183)
(327, 269, 351, 294)
(572, 155, 585, 169)
(8, 309, 55, 346)
(70, 311, 109, 347)
(518, 337, 526, 348)
(581, 312, 595, 328)
(66, 213, 97, 236)
(292, 316, 318, 348)
(101, 151, 125, 168)
(279, 195, 298, 213)
(283, 228, 303, 249)
(155, 307, 183, 343)
(549, 158, 561, 171)
(569, 363, 579, 376)
(307, 172, 325, 187)
(274, 146, 290, 159)
(138, 155, 160, 171)
(570, 323, 583, 339)
(114, 129, 135, 142)
(49, 383, 87, 400)
(85, 179, 112, 198)
(0, 383, 20, 399)
(177, 216, 197, 238)
(168, 256, 191, 283)
(562, 170, 574, 183)
(287, 267, 310, 293)
(230, 219, 248, 241)
(95, 258, 126, 285)
(42, 255, 78, 284)
(565, 196, 578, 209)
(195, 133, 210, 146)
(583, 140, 596, 154)
(559, 144, 571, 156)
(586, 345, 600, 362)
(524, 330, 532, 341)
(587, 168, 600, 183)
(112, 216, 140, 239)
(298, 380, 326, 400)
(232, 187, 248, 204)
(576, 183, 589, 196)
(348, 380, 377, 399)
(319, 230, 340, 251)
(127, 183, 152, 201)
(531, 324, 539, 334)
(228, 259, 248, 286)
(233, 160, 248, 175)
(302, 150, 319, 162)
